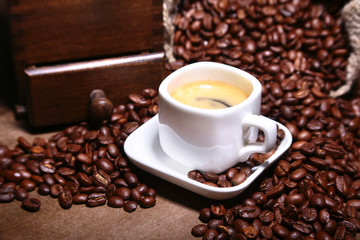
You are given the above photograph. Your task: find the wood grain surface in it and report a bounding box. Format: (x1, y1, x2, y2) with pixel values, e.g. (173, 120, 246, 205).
(24, 52, 164, 127)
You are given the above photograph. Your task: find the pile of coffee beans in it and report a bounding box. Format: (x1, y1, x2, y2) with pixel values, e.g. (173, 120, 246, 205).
(166, 0, 360, 239)
(0, 88, 158, 212)
(166, 0, 348, 97)
(187, 128, 285, 188)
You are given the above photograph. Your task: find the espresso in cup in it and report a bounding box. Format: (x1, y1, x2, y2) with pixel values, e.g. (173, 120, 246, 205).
(158, 62, 279, 174)
(170, 80, 248, 109)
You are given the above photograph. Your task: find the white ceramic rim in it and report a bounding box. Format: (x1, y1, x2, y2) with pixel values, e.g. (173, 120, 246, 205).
(159, 62, 262, 117)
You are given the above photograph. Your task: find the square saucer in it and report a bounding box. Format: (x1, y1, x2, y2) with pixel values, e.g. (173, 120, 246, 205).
(124, 115, 292, 200)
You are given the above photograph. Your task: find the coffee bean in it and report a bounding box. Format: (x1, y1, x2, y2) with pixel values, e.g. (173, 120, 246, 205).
(335, 175, 349, 196)
(108, 196, 125, 208)
(191, 224, 208, 237)
(130, 188, 141, 202)
(243, 226, 258, 239)
(15, 187, 29, 200)
(140, 196, 156, 208)
(86, 193, 106, 207)
(96, 158, 114, 174)
(123, 200, 138, 213)
(202, 228, 219, 240)
(301, 207, 317, 223)
(59, 190, 73, 209)
(39, 159, 56, 174)
(124, 172, 139, 188)
(72, 193, 88, 204)
(22, 198, 41, 212)
(20, 179, 36, 192)
(116, 187, 130, 200)
(207, 219, 224, 229)
(37, 184, 50, 196)
(290, 168, 307, 181)
(76, 153, 92, 165)
(92, 170, 111, 187)
(272, 223, 288, 239)
(235, 206, 260, 219)
(231, 172, 247, 186)
(259, 210, 274, 224)
(260, 226, 273, 239)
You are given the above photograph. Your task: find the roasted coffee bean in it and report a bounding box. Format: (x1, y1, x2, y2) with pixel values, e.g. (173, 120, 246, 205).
(96, 158, 114, 174)
(22, 198, 41, 212)
(140, 196, 156, 208)
(76, 172, 92, 187)
(59, 190, 73, 209)
(260, 225, 273, 239)
(275, 160, 290, 177)
(235, 206, 260, 219)
(0, 186, 15, 203)
(199, 207, 211, 223)
(31, 175, 44, 186)
(92, 170, 111, 187)
(290, 168, 307, 181)
(301, 208, 317, 223)
(76, 153, 92, 165)
(130, 188, 141, 202)
(202, 228, 218, 240)
(64, 181, 79, 195)
(43, 174, 55, 186)
(191, 224, 208, 237)
(50, 184, 64, 198)
(86, 193, 106, 207)
(20, 179, 36, 192)
(37, 184, 50, 196)
(124, 172, 139, 188)
(116, 187, 130, 200)
(231, 172, 247, 186)
(259, 210, 274, 224)
(243, 225, 258, 239)
(108, 196, 125, 208)
(203, 172, 219, 183)
(210, 204, 226, 218)
(72, 193, 88, 204)
(272, 223, 288, 239)
(284, 193, 304, 206)
(15, 187, 29, 200)
(39, 159, 56, 173)
(3, 169, 22, 183)
(335, 175, 349, 196)
(310, 193, 326, 209)
(207, 219, 224, 229)
(123, 200, 138, 213)
(134, 183, 149, 195)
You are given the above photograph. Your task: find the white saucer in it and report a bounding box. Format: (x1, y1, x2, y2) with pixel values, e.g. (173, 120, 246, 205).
(124, 115, 292, 200)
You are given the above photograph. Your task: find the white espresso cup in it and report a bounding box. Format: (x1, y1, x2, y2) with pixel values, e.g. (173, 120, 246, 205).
(158, 62, 278, 174)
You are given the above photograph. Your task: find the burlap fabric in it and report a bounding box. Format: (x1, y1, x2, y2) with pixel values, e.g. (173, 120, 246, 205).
(330, 0, 360, 98)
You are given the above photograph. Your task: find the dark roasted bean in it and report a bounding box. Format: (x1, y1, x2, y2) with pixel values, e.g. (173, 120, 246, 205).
(86, 193, 106, 207)
(123, 200, 138, 212)
(21, 198, 41, 212)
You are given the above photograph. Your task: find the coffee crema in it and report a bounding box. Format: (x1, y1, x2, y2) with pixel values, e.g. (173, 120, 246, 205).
(170, 80, 248, 109)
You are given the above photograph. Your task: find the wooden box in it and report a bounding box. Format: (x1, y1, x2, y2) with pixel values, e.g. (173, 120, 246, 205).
(3, 0, 164, 127)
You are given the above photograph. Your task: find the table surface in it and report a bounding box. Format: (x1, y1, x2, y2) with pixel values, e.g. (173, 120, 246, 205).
(0, 100, 240, 240)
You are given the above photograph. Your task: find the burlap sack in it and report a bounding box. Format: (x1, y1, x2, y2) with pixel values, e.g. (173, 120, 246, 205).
(163, 0, 360, 98)
(330, 0, 360, 98)
(163, 0, 180, 64)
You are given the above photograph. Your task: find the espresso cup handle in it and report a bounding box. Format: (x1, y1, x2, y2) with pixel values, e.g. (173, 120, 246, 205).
(239, 114, 277, 162)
